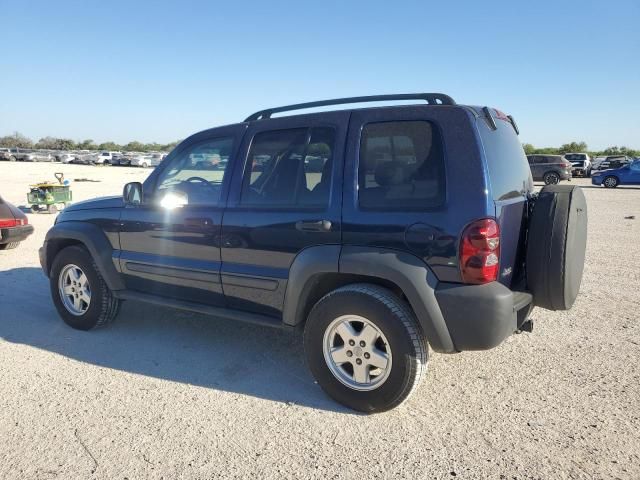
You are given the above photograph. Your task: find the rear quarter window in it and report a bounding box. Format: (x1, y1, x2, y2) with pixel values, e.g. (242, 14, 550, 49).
(478, 118, 533, 201)
(358, 120, 445, 210)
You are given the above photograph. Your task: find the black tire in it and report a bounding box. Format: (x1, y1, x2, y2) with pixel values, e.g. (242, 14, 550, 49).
(603, 176, 618, 188)
(527, 185, 587, 311)
(50, 245, 120, 330)
(543, 171, 560, 185)
(304, 283, 428, 413)
(0, 242, 20, 250)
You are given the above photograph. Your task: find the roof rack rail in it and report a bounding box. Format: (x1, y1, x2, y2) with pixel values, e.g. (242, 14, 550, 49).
(244, 93, 456, 121)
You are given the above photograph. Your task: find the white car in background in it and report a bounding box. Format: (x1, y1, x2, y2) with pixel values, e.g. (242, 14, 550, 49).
(564, 152, 592, 177)
(94, 151, 121, 165)
(130, 153, 165, 168)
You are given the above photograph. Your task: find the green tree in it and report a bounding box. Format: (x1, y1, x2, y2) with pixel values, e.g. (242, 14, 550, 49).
(0, 132, 34, 148)
(123, 141, 146, 152)
(98, 141, 122, 151)
(78, 139, 97, 150)
(56, 138, 76, 150)
(558, 141, 588, 154)
(522, 143, 536, 155)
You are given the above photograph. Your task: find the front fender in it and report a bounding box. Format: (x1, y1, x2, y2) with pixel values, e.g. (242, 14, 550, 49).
(41, 221, 125, 290)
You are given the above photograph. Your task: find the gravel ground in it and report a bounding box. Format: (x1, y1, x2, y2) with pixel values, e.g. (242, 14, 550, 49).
(0, 162, 638, 479)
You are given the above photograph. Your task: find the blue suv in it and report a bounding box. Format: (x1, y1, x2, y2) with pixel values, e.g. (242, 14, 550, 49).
(40, 94, 588, 412)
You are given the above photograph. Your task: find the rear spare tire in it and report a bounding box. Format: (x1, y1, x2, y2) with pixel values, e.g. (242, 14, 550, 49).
(526, 185, 587, 311)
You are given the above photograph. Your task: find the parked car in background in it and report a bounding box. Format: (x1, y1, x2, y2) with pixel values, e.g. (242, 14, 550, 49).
(592, 156, 607, 170)
(21, 150, 53, 162)
(595, 155, 631, 171)
(526, 154, 572, 184)
(130, 153, 163, 168)
(0, 148, 13, 161)
(94, 151, 121, 165)
(73, 151, 99, 164)
(58, 152, 77, 164)
(591, 159, 640, 188)
(0, 195, 34, 250)
(564, 153, 592, 177)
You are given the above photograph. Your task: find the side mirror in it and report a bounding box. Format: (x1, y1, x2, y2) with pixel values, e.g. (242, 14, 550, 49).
(123, 182, 143, 205)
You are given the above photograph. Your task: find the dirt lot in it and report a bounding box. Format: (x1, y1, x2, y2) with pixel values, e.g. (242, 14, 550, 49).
(0, 162, 638, 479)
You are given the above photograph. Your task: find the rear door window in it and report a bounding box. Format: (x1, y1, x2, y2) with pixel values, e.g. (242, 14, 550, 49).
(358, 121, 445, 210)
(240, 127, 336, 207)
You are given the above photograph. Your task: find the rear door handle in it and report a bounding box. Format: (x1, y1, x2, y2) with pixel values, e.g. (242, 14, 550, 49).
(295, 220, 332, 232)
(184, 217, 215, 228)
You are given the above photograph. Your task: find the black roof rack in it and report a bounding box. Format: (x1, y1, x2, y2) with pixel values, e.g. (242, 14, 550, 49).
(244, 93, 456, 121)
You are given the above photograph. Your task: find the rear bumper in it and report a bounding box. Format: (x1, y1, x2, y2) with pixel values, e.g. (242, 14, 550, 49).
(435, 282, 533, 351)
(0, 224, 34, 244)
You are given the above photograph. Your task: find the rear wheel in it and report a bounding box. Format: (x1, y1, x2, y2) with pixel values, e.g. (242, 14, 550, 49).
(543, 172, 560, 185)
(9, 156, 16, 162)
(50, 245, 120, 330)
(0, 242, 20, 250)
(304, 284, 427, 413)
(603, 176, 618, 188)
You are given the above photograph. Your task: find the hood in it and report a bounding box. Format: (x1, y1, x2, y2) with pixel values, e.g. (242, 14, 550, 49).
(65, 195, 124, 212)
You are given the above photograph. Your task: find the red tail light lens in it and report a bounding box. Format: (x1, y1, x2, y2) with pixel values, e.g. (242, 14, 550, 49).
(460, 218, 500, 284)
(0, 218, 18, 228)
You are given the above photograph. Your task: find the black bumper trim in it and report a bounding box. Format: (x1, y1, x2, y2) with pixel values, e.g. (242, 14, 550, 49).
(435, 282, 533, 351)
(0, 225, 34, 244)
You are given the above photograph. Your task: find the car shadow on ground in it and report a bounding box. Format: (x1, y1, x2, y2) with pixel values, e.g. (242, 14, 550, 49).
(0, 267, 351, 413)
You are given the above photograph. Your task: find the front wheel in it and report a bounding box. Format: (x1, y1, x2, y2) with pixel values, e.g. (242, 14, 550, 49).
(544, 172, 560, 185)
(603, 176, 618, 188)
(304, 284, 428, 413)
(50, 245, 120, 330)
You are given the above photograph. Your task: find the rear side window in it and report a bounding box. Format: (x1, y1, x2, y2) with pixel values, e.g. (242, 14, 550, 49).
(358, 121, 445, 210)
(241, 127, 335, 207)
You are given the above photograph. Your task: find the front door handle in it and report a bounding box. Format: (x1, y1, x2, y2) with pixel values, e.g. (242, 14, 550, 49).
(295, 220, 332, 232)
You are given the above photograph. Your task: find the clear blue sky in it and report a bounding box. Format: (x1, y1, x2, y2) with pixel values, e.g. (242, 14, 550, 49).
(1, 0, 638, 150)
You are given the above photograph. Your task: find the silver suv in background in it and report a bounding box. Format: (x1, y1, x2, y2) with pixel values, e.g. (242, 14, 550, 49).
(565, 153, 592, 177)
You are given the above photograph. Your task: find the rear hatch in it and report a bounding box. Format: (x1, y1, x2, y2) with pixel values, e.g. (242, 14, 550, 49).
(475, 108, 533, 288)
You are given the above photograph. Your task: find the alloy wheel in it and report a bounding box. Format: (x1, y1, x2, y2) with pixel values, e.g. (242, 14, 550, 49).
(58, 264, 92, 316)
(322, 315, 392, 391)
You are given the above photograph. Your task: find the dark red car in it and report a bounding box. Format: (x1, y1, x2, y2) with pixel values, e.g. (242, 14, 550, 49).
(0, 195, 34, 250)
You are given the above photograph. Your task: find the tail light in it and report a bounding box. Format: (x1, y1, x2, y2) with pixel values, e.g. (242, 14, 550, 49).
(460, 218, 500, 284)
(0, 217, 27, 228)
(0, 218, 17, 228)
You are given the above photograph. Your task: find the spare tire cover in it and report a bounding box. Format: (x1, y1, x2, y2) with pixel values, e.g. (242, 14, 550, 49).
(526, 185, 588, 310)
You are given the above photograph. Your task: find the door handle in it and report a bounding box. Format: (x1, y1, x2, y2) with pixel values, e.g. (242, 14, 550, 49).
(295, 220, 332, 232)
(184, 217, 215, 228)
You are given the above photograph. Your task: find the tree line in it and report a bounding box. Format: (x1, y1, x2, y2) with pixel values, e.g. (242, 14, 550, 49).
(0, 132, 181, 153)
(523, 141, 639, 158)
(1, 133, 638, 159)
